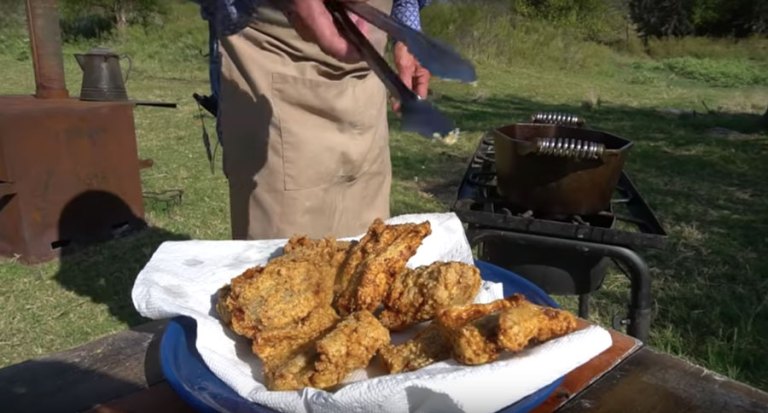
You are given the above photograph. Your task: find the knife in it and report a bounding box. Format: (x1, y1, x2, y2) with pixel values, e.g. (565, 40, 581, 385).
(344, 2, 477, 83)
(326, 0, 458, 141)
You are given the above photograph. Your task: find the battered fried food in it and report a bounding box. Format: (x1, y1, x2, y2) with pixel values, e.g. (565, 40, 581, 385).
(252, 306, 340, 371)
(284, 236, 355, 269)
(264, 345, 317, 391)
(216, 266, 264, 337)
(334, 219, 432, 315)
(436, 295, 524, 365)
(450, 312, 504, 365)
(265, 311, 390, 391)
(312, 311, 390, 388)
(213, 217, 582, 392)
(379, 324, 452, 374)
(216, 237, 345, 336)
(438, 294, 578, 365)
(436, 294, 523, 331)
(497, 299, 577, 352)
(379, 262, 482, 331)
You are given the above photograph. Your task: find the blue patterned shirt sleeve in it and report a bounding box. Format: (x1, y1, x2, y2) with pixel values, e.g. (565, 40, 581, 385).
(194, 0, 256, 36)
(195, 0, 431, 36)
(391, 0, 431, 31)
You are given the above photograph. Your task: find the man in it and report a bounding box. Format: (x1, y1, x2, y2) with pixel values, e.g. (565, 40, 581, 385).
(197, 0, 431, 240)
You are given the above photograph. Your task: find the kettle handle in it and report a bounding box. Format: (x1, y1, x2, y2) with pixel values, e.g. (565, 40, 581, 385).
(121, 54, 133, 83)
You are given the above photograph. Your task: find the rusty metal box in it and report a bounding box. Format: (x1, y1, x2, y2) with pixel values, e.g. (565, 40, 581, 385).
(0, 96, 145, 263)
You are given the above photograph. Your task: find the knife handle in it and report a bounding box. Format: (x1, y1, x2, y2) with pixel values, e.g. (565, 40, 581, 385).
(325, 0, 418, 103)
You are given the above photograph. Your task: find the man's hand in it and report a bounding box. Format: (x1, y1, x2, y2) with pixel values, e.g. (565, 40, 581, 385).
(392, 41, 431, 112)
(280, 0, 369, 63)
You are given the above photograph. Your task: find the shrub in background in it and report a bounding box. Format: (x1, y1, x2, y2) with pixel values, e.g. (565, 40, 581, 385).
(629, 0, 694, 39)
(420, 1, 620, 72)
(509, 0, 630, 45)
(0, 0, 30, 60)
(690, 0, 767, 37)
(630, 0, 768, 39)
(60, 0, 169, 40)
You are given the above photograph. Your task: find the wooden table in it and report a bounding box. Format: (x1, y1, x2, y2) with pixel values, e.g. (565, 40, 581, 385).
(2, 320, 767, 413)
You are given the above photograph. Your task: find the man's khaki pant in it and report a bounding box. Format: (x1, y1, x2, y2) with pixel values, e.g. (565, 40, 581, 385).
(219, 1, 393, 240)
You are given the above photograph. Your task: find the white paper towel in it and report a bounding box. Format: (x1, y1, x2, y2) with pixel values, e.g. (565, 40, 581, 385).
(132, 212, 612, 413)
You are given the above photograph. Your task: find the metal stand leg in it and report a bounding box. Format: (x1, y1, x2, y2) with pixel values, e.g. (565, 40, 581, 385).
(578, 294, 590, 319)
(467, 229, 652, 342)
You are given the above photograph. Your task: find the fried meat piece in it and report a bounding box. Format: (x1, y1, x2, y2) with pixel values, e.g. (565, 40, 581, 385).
(252, 306, 340, 371)
(450, 312, 504, 365)
(216, 266, 264, 337)
(264, 345, 317, 391)
(284, 236, 355, 267)
(436, 295, 524, 365)
(379, 324, 452, 374)
(436, 294, 523, 331)
(216, 237, 345, 336)
(265, 311, 390, 391)
(334, 219, 432, 315)
(379, 262, 482, 331)
(439, 294, 578, 365)
(497, 299, 577, 352)
(312, 310, 390, 388)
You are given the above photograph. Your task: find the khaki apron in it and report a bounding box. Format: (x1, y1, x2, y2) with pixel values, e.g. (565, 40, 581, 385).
(219, 0, 394, 240)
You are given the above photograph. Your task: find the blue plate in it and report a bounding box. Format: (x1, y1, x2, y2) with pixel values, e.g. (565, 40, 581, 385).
(161, 260, 564, 413)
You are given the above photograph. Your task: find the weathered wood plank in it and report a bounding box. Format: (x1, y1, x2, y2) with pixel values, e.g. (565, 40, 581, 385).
(533, 321, 642, 412)
(86, 383, 196, 413)
(0, 320, 167, 413)
(559, 347, 768, 413)
(6, 317, 768, 413)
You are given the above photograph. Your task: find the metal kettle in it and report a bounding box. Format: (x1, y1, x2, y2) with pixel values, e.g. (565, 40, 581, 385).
(75, 47, 132, 101)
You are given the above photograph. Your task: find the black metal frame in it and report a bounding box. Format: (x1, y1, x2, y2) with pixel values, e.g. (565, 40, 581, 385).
(454, 170, 667, 251)
(467, 228, 652, 342)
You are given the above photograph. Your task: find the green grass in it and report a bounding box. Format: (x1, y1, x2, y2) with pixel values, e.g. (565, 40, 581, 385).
(2, 0, 768, 392)
(632, 57, 768, 88)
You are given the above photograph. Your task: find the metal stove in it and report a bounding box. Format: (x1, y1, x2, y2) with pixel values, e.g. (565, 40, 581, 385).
(452, 128, 667, 341)
(0, 0, 148, 263)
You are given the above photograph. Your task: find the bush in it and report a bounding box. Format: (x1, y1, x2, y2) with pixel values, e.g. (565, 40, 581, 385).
(0, 0, 24, 27)
(0, 0, 30, 60)
(60, 0, 169, 39)
(60, 13, 115, 41)
(690, 0, 768, 37)
(629, 0, 768, 39)
(629, 0, 694, 38)
(509, 0, 630, 45)
(420, 2, 619, 72)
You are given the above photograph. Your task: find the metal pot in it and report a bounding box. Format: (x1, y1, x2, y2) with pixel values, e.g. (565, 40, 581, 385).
(493, 123, 633, 216)
(75, 47, 131, 102)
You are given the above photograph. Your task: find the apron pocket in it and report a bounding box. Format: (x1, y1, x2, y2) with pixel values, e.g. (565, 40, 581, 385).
(271, 72, 382, 192)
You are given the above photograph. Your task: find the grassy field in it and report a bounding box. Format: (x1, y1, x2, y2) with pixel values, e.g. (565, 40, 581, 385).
(2, 0, 768, 391)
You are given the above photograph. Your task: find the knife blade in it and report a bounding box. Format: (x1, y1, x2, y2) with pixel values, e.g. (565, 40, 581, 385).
(344, 1, 477, 83)
(326, 0, 457, 141)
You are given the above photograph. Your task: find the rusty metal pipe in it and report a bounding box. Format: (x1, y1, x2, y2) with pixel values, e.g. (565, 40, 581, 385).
(25, 0, 69, 99)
